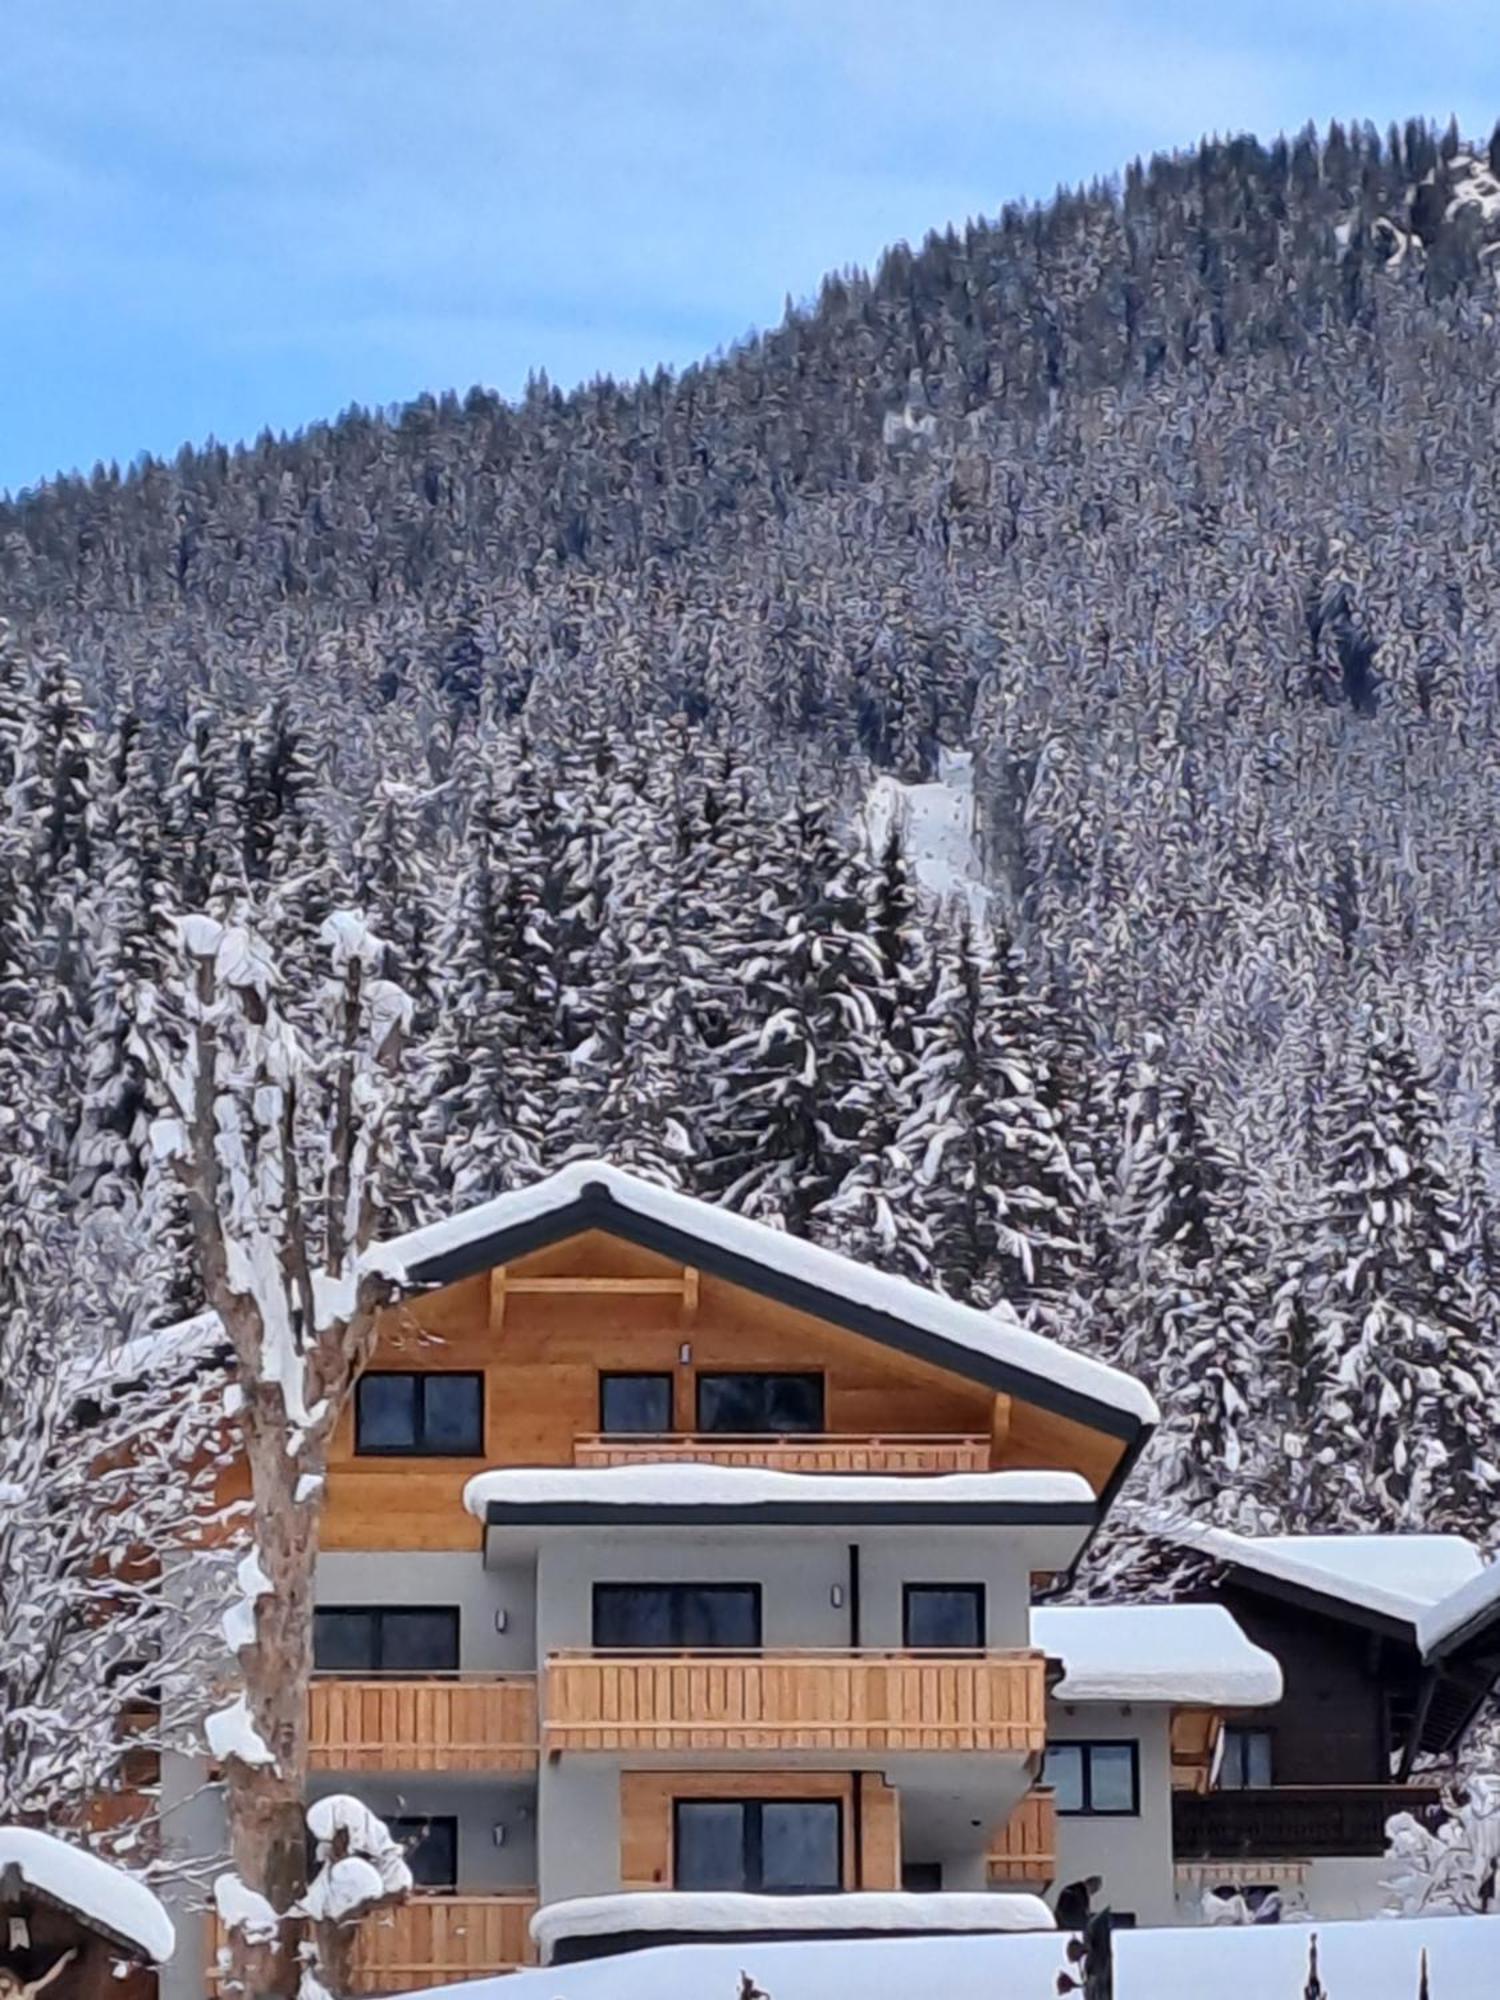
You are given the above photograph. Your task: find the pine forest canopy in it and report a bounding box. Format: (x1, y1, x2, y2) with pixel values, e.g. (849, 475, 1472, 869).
(5, 115, 1500, 1566)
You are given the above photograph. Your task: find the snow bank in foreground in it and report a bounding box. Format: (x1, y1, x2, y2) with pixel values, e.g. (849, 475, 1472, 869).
(0, 1827, 175, 1964)
(394, 1910, 1500, 2000)
(1116, 1910, 1500, 1995)
(531, 1891, 1052, 1958)
(403, 1927, 1072, 2000)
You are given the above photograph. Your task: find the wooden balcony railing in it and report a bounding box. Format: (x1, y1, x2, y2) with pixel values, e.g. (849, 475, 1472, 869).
(309, 1675, 538, 1773)
(1173, 1784, 1443, 1861)
(573, 1432, 991, 1474)
(210, 1894, 539, 1992)
(544, 1649, 1047, 1754)
(987, 1786, 1057, 1887)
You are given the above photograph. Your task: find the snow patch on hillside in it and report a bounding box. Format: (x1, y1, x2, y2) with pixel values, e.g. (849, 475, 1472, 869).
(865, 749, 988, 918)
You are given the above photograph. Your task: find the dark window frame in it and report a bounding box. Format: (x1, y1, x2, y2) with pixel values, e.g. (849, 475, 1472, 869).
(1046, 1739, 1141, 1817)
(313, 1605, 461, 1674)
(354, 1372, 485, 1457)
(902, 1583, 987, 1649)
(598, 1371, 675, 1434)
(695, 1371, 826, 1434)
(1219, 1725, 1275, 1790)
(592, 1581, 764, 1650)
(673, 1797, 844, 1893)
(384, 1814, 459, 1891)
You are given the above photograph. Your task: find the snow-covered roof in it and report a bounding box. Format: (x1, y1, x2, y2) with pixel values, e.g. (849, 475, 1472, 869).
(1417, 1558, 1500, 1659)
(367, 1161, 1156, 1433)
(530, 1891, 1053, 1960)
(466, 1461, 1095, 1523)
(1034, 1604, 1282, 1708)
(1173, 1526, 1485, 1632)
(0, 1828, 176, 1964)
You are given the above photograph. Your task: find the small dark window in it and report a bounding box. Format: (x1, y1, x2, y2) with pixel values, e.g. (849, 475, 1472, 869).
(313, 1607, 460, 1673)
(600, 1373, 674, 1434)
(674, 1799, 841, 1892)
(593, 1583, 761, 1650)
(1045, 1741, 1139, 1817)
(902, 1861, 944, 1892)
(356, 1374, 483, 1456)
(386, 1816, 458, 1890)
(1220, 1727, 1274, 1790)
(903, 1585, 985, 1649)
(696, 1373, 824, 1434)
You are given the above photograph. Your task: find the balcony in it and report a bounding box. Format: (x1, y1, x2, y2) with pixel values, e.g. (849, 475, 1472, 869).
(544, 1649, 1047, 1755)
(309, 1675, 538, 1774)
(1173, 1784, 1443, 1861)
(987, 1786, 1057, 1888)
(210, 1894, 539, 1992)
(572, 1432, 991, 1474)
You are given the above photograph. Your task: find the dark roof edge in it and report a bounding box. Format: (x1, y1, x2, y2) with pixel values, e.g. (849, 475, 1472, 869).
(1216, 1563, 1421, 1646)
(405, 1182, 1147, 1451)
(484, 1497, 1099, 1530)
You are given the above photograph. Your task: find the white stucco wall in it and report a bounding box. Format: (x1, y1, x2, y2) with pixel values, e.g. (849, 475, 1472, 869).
(1048, 1701, 1176, 1926)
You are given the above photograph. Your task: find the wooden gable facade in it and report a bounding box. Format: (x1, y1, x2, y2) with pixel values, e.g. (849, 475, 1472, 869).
(323, 1224, 1139, 1552)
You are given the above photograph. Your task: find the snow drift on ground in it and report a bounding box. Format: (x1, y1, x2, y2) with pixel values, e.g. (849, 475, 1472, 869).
(392, 1911, 1500, 2000)
(0, 1827, 175, 1963)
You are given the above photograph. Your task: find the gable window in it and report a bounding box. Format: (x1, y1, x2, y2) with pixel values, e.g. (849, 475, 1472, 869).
(903, 1585, 986, 1649)
(674, 1800, 842, 1892)
(355, 1373, 484, 1456)
(1044, 1741, 1139, 1817)
(1219, 1726, 1274, 1790)
(593, 1583, 761, 1650)
(696, 1372, 824, 1434)
(599, 1373, 674, 1434)
(313, 1607, 460, 1674)
(386, 1815, 458, 1891)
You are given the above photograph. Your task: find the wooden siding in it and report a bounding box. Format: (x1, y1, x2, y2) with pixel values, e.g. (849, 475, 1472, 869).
(308, 1676, 538, 1773)
(544, 1649, 1047, 1755)
(987, 1787, 1057, 1887)
(572, 1432, 990, 1474)
(321, 1229, 1126, 1550)
(209, 1896, 538, 1992)
(619, 1770, 900, 1889)
(1170, 1707, 1223, 1793)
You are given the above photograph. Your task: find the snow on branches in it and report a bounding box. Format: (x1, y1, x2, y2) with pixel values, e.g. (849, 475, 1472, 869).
(131, 905, 413, 1999)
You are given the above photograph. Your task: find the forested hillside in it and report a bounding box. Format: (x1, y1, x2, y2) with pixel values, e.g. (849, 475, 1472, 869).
(6, 117, 1500, 1564)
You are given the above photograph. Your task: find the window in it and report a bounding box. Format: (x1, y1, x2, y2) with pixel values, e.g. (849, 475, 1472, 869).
(1045, 1741, 1140, 1817)
(355, 1373, 483, 1456)
(1220, 1726, 1274, 1790)
(903, 1585, 985, 1649)
(593, 1583, 761, 1649)
(696, 1373, 824, 1434)
(386, 1816, 458, 1891)
(599, 1373, 674, 1434)
(674, 1800, 842, 1893)
(313, 1607, 460, 1673)
(902, 1861, 943, 1892)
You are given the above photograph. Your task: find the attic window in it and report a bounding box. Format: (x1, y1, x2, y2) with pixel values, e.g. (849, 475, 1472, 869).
(696, 1372, 824, 1434)
(355, 1372, 484, 1456)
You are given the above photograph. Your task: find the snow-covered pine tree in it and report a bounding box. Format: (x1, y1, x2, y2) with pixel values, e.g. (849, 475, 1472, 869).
(1281, 1020, 1498, 1534)
(717, 803, 891, 1232)
(133, 906, 411, 2000)
(1103, 1035, 1269, 1515)
(892, 915, 1085, 1318)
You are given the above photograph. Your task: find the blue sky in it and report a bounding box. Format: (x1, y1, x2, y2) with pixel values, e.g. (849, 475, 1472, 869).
(4, 1, 1496, 496)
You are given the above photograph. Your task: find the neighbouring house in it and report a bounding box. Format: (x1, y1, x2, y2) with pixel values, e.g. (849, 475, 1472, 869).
(1167, 1526, 1500, 1921)
(0, 1827, 175, 2000)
